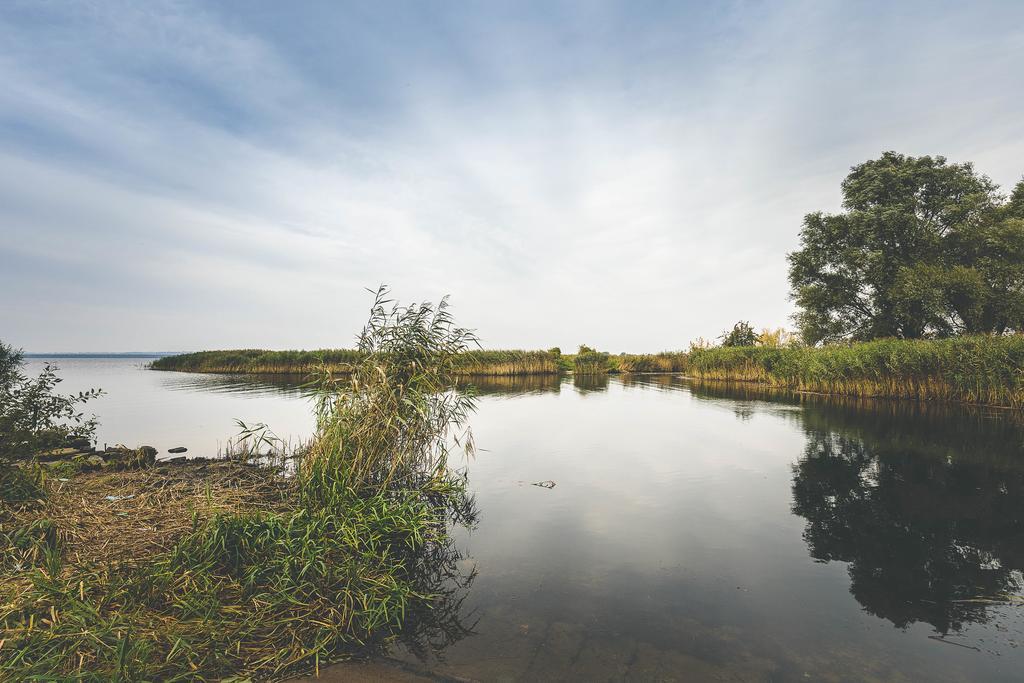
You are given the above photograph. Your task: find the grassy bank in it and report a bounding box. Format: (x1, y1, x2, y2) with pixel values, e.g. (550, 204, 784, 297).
(152, 348, 561, 376)
(150, 349, 364, 374)
(1, 290, 478, 681)
(149, 336, 1024, 408)
(687, 335, 1024, 408)
(151, 348, 690, 377)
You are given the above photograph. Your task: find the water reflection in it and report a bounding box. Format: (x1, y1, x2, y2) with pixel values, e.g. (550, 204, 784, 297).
(392, 502, 480, 661)
(688, 379, 1024, 636)
(159, 371, 316, 398)
(457, 374, 561, 397)
(792, 413, 1024, 635)
(571, 373, 608, 394)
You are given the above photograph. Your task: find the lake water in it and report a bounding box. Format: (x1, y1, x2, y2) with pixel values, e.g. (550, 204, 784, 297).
(27, 357, 1024, 681)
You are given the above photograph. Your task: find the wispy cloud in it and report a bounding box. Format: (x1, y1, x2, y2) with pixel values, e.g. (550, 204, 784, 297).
(2, 0, 1022, 351)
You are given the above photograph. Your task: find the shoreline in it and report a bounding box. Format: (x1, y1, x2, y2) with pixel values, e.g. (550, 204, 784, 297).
(148, 336, 1024, 409)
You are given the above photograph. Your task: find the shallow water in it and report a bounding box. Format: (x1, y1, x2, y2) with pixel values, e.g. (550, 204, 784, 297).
(28, 357, 1024, 681)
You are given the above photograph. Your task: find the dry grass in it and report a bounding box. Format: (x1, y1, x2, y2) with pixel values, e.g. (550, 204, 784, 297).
(3, 460, 291, 571)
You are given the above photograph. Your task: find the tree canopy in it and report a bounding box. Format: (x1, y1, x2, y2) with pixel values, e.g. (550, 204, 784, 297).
(719, 321, 758, 347)
(788, 152, 1024, 344)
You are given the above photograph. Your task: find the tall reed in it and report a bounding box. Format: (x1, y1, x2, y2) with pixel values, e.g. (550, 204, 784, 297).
(615, 352, 689, 373)
(573, 350, 611, 374)
(301, 287, 478, 499)
(687, 335, 1024, 408)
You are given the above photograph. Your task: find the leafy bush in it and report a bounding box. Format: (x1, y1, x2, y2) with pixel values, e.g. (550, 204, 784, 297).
(0, 342, 102, 462)
(720, 321, 759, 347)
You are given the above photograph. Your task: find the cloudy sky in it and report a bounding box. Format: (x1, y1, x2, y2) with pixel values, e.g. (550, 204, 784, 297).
(2, 1, 1022, 352)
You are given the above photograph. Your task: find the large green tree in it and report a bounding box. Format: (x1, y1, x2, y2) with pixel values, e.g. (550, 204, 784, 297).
(788, 152, 1024, 344)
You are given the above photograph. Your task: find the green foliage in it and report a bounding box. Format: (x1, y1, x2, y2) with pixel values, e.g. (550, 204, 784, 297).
(615, 352, 689, 373)
(788, 152, 1024, 344)
(2, 490, 469, 681)
(0, 342, 102, 463)
(688, 335, 1024, 407)
(1, 518, 61, 573)
(302, 286, 478, 499)
(0, 462, 46, 506)
(574, 350, 610, 374)
(1, 341, 101, 507)
(720, 321, 758, 347)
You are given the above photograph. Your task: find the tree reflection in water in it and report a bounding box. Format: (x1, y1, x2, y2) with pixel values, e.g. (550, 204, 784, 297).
(689, 380, 1024, 636)
(792, 429, 1024, 633)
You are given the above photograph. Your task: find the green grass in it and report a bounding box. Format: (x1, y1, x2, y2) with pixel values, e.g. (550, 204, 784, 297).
(2, 491, 457, 681)
(687, 335, 1024, 408)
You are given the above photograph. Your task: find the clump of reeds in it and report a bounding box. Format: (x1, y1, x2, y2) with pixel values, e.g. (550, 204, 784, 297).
(301, 286, 478, 500)
(574, 349, 611, 375)
(615, 352, 689, 374)
(687, 335, 1024, 408)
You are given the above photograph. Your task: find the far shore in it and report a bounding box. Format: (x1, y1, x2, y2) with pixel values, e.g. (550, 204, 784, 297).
(151, 336, 1024, 409)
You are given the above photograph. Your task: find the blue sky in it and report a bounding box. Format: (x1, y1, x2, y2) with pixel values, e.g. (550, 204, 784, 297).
(2, 1, 1023, 352)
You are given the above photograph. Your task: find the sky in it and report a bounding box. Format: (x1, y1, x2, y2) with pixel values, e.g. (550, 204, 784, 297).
(2, 1, 1023, 353)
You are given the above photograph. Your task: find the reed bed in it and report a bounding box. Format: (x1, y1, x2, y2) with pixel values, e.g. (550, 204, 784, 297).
(452, 349, 560, 375)
(687, 335, 1024, 408)
(152, 348, 560, 376)
(151, 349, 363, 375)
(614, 352, 689, 374)
(573, 350, 611, 375)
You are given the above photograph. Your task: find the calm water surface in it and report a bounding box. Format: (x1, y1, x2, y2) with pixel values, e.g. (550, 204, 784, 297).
(28, 357, 1024, 681)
